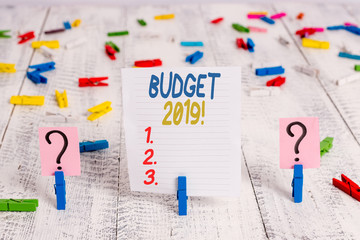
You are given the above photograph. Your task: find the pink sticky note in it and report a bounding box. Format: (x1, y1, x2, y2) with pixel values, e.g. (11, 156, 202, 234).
(279, 117, 320, 169)
(39, 127, 81, 176)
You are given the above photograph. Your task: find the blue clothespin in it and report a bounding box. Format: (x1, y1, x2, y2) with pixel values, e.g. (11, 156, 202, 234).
(260, 16, 275, 25)
(327, 25, 345, 30)
(247, 38, 255, 53)
(29, 62, 56, 73)
(255, 66, 285, 76)
(79, 140, 109, 153)
(338, 52, 360, 60)
(180, 41, 204, 47)
(27, 71, 47, 84)
(185, 51, 203, 64)
(177, 176, 188, 216)
(54, 171, 66, 210)
(292, 164, 303, 203)
(344, 26, 360, 35)
(64, 21, 72, 30)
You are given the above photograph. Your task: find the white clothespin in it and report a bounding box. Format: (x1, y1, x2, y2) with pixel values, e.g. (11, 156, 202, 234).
(294, 65, 319, 77)
(39, 46, 56, 59)
(44, 112, 78, 123)
(65, 37, 87, 50)
(249, 87, 280, 97)
(337, 74, 360, 86)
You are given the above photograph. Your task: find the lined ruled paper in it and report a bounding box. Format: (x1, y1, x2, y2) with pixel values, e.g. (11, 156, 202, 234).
(121, 67, 241, 197)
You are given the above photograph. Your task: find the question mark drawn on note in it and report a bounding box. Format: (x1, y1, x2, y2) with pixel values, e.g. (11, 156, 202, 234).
(286, 121, 307, 162)
(45, 130, 68, 170)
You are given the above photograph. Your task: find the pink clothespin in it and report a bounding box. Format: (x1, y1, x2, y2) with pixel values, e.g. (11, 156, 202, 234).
(270, 12, 286, 19)
(344, 22, 358, 27)
(248, 26, 267, 33)
(247, 14, 266, 19)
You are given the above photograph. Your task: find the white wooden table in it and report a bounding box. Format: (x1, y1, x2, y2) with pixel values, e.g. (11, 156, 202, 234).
(0, 2, 360, 239)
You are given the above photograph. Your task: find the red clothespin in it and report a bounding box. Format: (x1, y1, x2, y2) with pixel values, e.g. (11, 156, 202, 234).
(211, 17, 224, 24)
(105, 45, 116, 60)
(236, 38, 247, 50)
(18, 31, 35, 44)
(134, 59, 162, 67)
(333, 174, 360, 201)
(266, 76, 286, 87)
(78, 77, 108, 87)
(296, 28, 316, 38)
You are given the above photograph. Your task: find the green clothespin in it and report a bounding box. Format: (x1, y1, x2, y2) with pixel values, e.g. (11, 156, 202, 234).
(105, 41, 120, 52)
(0, 30, 11, 38)
(0, 199, 38, 211)
(320, 137, 333, 157)
(137, 19, 147, 26)
(107, 31, 129, 37)
(355, 65, 360, 72)
(232, 24, 249, 33)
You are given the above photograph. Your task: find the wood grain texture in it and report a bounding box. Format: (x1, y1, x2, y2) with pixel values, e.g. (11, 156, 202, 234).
(0, 3, 360, 240)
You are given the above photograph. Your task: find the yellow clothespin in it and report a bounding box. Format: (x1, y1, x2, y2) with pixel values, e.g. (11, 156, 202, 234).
(55, 90, 68, 108)
(72, 19, 81, 27)
(31, 40, 60, 49)
(10, 96, 45, 106)
(0, 63, 16, 73)
(154, 14, 175, 20)
(302, 38, 329, 49)
(248, 11, 268, 15)
(87, 101, 112, 121)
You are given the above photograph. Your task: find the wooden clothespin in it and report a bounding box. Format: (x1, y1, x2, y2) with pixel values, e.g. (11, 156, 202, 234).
(333, 174, 360, 201)
(0, 30, 11, 38)
(177, 176, 188, 216)
(10, 96, 45, 106)
(78, 77, 108, 87)
(55, 90, 68, 108)
(44, 112, 78, 123)
(54, 171, 66, 210)
(18, 31, 35, 44)
(87, 101, 112, 121)
(0, 63, 16, 73)
(0, 199, 38, 211)
(292, 164, 303, 203)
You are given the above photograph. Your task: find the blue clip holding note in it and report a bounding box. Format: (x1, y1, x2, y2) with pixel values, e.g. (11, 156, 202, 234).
(177, 176, 188, 216)
(292, 164, 303, 203)
(180, 41, 204, 47)
(54, 171, 66, 210)
(186, 51, 203, 64)
(79, 140, 109, 153)
(260, 16, 275, 25)
(29, 62, 56, 73)
(64, 21, 72, 30)
(255, 66, 285, 76)
(247, 38, 255, 53)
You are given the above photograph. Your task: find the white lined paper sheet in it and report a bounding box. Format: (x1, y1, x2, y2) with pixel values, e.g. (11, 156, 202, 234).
(121, 67, 241, 197)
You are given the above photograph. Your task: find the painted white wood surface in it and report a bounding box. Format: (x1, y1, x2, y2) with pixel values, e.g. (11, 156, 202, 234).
(0, 3, 359, 240)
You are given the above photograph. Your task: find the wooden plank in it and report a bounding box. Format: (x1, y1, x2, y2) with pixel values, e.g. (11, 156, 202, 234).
(0, 6, 123, 239)
(274, 2, 360, 143)
(202, 2, 360, 239)
(119, 4, 267, 240)
(0, 6, 47, 142)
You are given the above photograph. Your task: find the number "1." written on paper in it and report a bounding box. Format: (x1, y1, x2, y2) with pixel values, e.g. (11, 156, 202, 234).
(144, 127, 157, 185)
